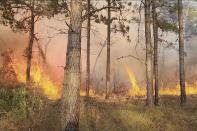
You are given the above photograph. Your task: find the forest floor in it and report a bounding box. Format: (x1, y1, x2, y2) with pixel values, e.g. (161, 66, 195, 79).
(41, 95, 197, 131)
(1, 94, 197, 131)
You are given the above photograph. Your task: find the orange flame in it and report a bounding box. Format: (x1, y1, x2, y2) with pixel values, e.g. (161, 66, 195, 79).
(80, 89, 95, 97)
(126, 67, 197, 97)
(159, 82, 197, 96)
(9, 54, 103, 100)
(10, 56, 61, 100)
(126, 67, 146, 97)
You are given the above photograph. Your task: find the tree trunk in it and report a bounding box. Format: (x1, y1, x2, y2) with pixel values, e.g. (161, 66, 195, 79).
(106, 0, 111, 99)
(26, 0, 35, 85)
(152, 0, 159, 106)
(86, 0, 91, 97)
(61, 0, 82, 130)
(145, 0, 154, 106)
(178, 0, 186, 105)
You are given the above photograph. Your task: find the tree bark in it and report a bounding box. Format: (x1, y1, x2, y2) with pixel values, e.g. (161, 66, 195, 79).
(178, 0, 186, 105)
(86, 0, 91, 97)
(106, 0, 111, 99)
(26, 0, 35, 85)
(61, 0, 82, 130)
(152, 0, 159, 106)
(145, 0, 154, 106)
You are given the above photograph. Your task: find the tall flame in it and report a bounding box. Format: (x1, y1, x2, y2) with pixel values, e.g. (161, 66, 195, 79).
(126, 67, 146, 97)
(127, 67, 197, 97)
(10, 56, 61, 100)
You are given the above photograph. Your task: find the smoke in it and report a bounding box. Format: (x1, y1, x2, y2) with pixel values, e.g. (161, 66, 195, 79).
(1, 1, 197, 93)
(0, 26, 28, 64)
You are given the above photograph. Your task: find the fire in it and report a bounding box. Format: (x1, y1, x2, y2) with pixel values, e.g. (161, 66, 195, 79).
(80, 89, 95, 97)
(7, 51, 105, 100)
(126, 67, 197, 97)
(7, 52, 101, 100)
(126, 67, 146, 97)
(80, 86, 105, 98)
(159, 82, 197, 96)
(10, 56, 61, 100)
(5, 51, 197, 100)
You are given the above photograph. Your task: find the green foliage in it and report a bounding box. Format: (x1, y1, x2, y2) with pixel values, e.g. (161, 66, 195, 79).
(11, 88, 31, 119)
(0, 87, 31, 119)
(156, 1, 179, 34)
(0, 85, 48, 130)
(93, 1, 131, 42)
(158, 20, 179, 33)
(0, 0, 52, 32)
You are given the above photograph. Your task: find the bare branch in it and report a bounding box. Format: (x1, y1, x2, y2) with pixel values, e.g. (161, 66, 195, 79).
(117, 55, 145, 65)
(92, 38, 107, 74)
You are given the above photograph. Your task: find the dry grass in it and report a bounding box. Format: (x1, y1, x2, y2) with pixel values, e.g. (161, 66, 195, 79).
(79, 96, 197, 131)
(1, 93, 197, 131)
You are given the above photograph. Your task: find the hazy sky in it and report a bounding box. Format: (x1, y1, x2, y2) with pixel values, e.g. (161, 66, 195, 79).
(0, 1, 197, 90)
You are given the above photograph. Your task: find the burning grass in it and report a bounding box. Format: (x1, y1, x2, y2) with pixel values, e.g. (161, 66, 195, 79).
(0, 49, 62, 100)
(1, 50, 197, 130)
(126, 68, 197, 98)
(2, 49, 197, 101)
(10, 57, 61, 100)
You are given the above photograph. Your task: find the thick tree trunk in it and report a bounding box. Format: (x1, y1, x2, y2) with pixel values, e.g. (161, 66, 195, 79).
(145, 0, 154, 106)
(26, 0, 35, 85)
(106, 0, 111, 99)
(152, 0, 159, 106)
(178, 0, 186, 105)
(86, 0, 91, 97)
(61, 0, 82, 130)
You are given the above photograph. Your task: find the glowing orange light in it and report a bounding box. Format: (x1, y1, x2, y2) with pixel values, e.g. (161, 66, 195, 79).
(10, 55, 61, 100)
(126, 67, 197, 98)
(126, 67, 146, 98)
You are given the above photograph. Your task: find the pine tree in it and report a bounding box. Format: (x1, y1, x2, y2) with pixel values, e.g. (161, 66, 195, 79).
(152, 0, 159, 106)
(106, 0, 111, 99)
(61, 0, 82, 130)
(178, 0, 186, 105)
(0, 0, 49, 84)
(145, 0, 154, 106)
(86, 0, 91, 97)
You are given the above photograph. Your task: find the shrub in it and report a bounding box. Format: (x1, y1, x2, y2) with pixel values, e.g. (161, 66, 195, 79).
(0, 86, 31, 119)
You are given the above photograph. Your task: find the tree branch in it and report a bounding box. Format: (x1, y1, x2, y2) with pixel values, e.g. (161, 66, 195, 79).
(117, 55, 145, 65)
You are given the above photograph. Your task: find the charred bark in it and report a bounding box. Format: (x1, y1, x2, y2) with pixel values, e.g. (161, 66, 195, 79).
(145, 0, 154, 106)
(61, 0, 82, 131)
(86, 0, 91, 97)
(178, 0, 186, 105)
(105, 0, 111, 99)
(152, 0, 159, 106)
(26, 0, 35, 85)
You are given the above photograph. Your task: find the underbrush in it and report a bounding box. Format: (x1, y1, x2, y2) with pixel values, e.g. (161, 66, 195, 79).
(0, 85, 47, 130)
(79, 96, 197, 131)
(1, 87, 197, 131)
